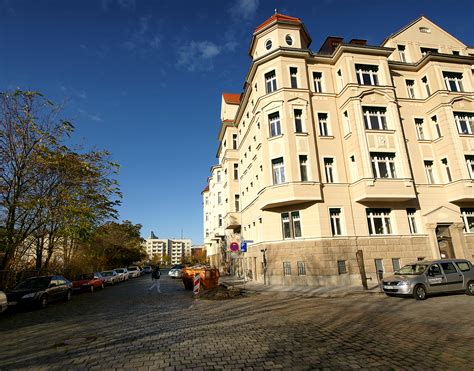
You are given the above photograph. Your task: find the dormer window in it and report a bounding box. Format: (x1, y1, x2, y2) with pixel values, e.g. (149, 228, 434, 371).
(419, 27, 431, 33)
(285, 34, 293, 46)
(265, 39, 272, 50)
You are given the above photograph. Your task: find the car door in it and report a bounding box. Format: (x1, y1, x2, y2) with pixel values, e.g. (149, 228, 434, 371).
(425, 263, 447, 293)
(48, 277, 61, 301)
(440, 262, 464, 292)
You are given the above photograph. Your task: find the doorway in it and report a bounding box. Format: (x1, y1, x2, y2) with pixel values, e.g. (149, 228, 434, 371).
(436, 225, 455, 259)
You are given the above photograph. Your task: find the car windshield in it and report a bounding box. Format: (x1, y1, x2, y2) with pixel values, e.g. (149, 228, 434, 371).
(395, 264, 428, 275)
(15, 277, 51, 290)
(76, 273, 94, 280)
(115, 269, 124, 273)
(101, 271, 113, 276)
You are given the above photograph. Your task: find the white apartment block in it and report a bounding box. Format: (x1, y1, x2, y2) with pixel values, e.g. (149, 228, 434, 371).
(202, 13, 474, 287)
(144, 232, 192, 265)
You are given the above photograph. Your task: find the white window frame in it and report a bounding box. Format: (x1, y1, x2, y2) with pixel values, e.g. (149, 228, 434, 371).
(371, 152, 396, 179)
(299, 155, 308, 182)
(343, 110, 351, 135)
(432, 115, 442, 138)
(363, 107, 388, 130)
(233, 163, 239, 180)
(461, 208, 474, 233)
(289, 67, 298, 89)
(297, 261, 306, 276)
(422, 76, 431, 97)
(397, 45, 406, 62)
(294, 109, 304, 133)
(313, 71, 323, 93)
(265, 70, 277, 94)
(355, 64, 379, 86)
(232, 134, 238, 149)
(465, 155, 474, 179)
(415, 118, 425, 140)
(234, 194, 240, 212)
(454, 112, 474, 135)
(443, 72, 464, 92)
(272, 157, 286, 184)
(281, 211, 302, 239)
(318, 113, 330, 136)
(217, 192, 222, 205)
(424, 160, 435, 184)
(367, 208, 392, 235)
(407, 208, 418, 234)
(329, 208, 343, 236)
(406, 80, 416, 99)
(323, 157, 335, 183)
(441, 158, 452, 182)
(268, 112, 281, 137)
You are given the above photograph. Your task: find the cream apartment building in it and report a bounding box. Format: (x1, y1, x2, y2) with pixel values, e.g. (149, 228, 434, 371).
(144, 232, 192, 265)
(203, 13, 474, 287)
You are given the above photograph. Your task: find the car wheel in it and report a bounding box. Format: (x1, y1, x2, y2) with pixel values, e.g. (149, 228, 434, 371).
(90, 285, 94, 293)
(413, 284, 427, 300)
(65, 290, 72, 302)
(39, 295, 48, 309)
(466, 281, 474, 296)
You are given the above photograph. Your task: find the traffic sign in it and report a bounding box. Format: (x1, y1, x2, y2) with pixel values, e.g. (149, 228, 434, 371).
(193, 274, 201, 295)
(241, 242, 247, 252)
(229, 242, 239, 251)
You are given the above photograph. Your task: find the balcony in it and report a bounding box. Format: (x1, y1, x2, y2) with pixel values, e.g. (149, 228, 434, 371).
(259, 182, 322, 210)
(224, 212, 241, 230)
(350, 178, 416, 202)
(446, 180, 474, 202)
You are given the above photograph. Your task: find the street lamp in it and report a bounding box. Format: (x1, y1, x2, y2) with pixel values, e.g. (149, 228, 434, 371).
(261, 248, 267, 285)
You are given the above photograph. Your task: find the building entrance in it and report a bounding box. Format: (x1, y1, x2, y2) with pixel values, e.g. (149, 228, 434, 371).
(436, 225, 455, 259)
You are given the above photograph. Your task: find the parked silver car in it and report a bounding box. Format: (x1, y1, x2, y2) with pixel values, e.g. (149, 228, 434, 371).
(382, 259, 474, 300)
(0, 290, 7, 313)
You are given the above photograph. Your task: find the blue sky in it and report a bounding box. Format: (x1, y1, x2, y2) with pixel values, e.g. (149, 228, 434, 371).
(1, 0, 473, 244)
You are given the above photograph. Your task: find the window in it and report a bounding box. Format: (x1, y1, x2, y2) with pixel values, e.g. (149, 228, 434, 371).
(407, 208, 418, 234)
(367, 208, 392, 235)
(465, 156, 474, 179)
(375, 259, 384, 274)
(216, 171, 221, 182)
(363, 107, 387, 130)
(329, 208, 342, 236)
(217, 192, 222, 204)
(318, 113, 329, 136)
(234, 194, 240, 212)
(441, 158, 452, 182)
(456, 261, 471, 272)
(415, 118, 425, 140)
(233, 163, 239, 180)
(454, 112, 474, 135)
(336, 69, 343, 90)
(419, 27, 431, 34)
(268, 112, 281, 137)
(350, 155, 357, 180)
(324, 158, 335, 183)
(272, 157, 285, 184)
(422, 76, 431, 97)
(265, 39, 272, 50)
(420, 47, 437, 56)
(265, 70, 277, 93)
(397, 45, 406, 62)
(441, 262, 457, 275)
(285, 34, 293, 46)
(355, 64, 379, 85)
(406, 80, 416, 98)
(290, 67, 298, 88)
(337, 260, 347, 274)
(313, 72, 323, 92)
(281, 211, 302, 239)
(299, 155, 308, 181)
(294, 109, 303, 133)
(443, 72, 464, 92)
(392, 258, 401, 272)
(452, 50, 460, 56)
(232, 134, 238, 149)
(371, 152, 396, 178)
(461, 208, 474, 232)
(424, 160, 435, 184)
(283, 262, 291, 276)
(297, 261, 306, 276)
(343, 111, 351, 134)
(218, 214, 223, 227)
(432, 115, 441, 138)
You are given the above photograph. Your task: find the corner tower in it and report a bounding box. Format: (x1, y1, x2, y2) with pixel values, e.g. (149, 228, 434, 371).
(248, 13, 312, 60)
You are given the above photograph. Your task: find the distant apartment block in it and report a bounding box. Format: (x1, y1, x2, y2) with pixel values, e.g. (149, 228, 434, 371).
(144, 232, 192, 265)
(202, 13, 474, 287)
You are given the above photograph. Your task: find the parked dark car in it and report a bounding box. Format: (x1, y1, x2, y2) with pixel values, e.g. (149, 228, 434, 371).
(6, 275, 72, 309)
(73, 272, 105, 292)
(142, 266, 152, 274)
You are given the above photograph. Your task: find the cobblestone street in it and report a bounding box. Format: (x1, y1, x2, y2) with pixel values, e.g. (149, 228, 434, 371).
(1, 274, 473, 370)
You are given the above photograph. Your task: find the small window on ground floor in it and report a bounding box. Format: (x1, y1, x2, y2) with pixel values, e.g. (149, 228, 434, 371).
(392, 258, 401, 272)
(337, 260, 347, 275)
(283, 261, 291, 276)
(297, 261, 306, 276)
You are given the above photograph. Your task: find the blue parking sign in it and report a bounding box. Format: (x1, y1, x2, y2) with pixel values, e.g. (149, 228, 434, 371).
(241, 242, 247, 252)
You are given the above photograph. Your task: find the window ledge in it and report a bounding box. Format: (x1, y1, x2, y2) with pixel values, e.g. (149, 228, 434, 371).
(458, 133, 474, 137)
(294, 132, 309, 136)
(365, 129, 396, 134)
(319, 135, 335, 139)
(268, 134, 284, 141)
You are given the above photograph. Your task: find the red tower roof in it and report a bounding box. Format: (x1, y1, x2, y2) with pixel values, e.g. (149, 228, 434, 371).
(254, 13, 302, 33)
(222, 93, 241, 105)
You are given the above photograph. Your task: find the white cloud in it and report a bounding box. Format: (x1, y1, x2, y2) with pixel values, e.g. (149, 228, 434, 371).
(176, 41, 221, 72)
(121, 15, 162, 54)
(79, 109, 103, 123)
(230, 0, 259, 20)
